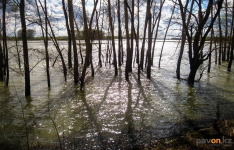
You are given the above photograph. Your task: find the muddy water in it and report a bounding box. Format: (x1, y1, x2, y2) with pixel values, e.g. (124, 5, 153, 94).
(0, 40, 234, 149)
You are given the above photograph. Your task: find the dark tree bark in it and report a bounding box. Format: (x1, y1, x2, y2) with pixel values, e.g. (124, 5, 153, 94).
(38, 0, 67, 81)
(80, 0, 98, 90)
(158, 4, 175, 68)
(96, 8, 103, 67)
(44, 0, 51, 87)
(227, 3, 234, 72)
(146, 0, 152, 78)
(218, 12, 222, 65)
(178, 0, 224, 84)
(137, 0, 140, 80)
(176, 0, 193, 79)
(20, 0, 31, 96)
(62, 0, 72, 68)
(74, 20, 83, 64)
(140, 17, 148, 70)
(208, 6, 213, 73)
(117, 0, 123, 66)
(224, 0, 228, 61)
(2, 0, 9, 86)
(68, 0, 79, 84)
(124, 0, 131, 80)
(35, 0, 51, 87)
(151, 0, 164, 66)
(107, 0, 118, 75)
(0, 19, 3, 81)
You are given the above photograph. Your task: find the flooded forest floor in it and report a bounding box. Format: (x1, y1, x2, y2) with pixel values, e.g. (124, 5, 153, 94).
(1, 41, 234, 149)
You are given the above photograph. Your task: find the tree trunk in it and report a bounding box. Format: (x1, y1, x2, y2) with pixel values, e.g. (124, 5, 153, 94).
(176, 0, 193, 79)
(140, 17, 148, 70)
(159, 5, 175, 68)
(68, 0, 79, 84)
(80, 0, 98, 90)
(137, 0, 140, 80)
(38, 0, 67, 81)
(218, 12, 222, 65)
(96, 9, 102, 67)
(0, 22, 3, 81)
(2, 0, 9, 86)
(208, 7, 213, 73)
(20, 0, 31, 96)
(44, 0, 51, 87)
(187, 63, 200, 84)
(227, 3, 234, 71)
(117, 0, 123, 66)
(178, 0, 223, 84)
(62, 0, 72, 68)
(108, 0, 118, 75)
(224, 0, 228, 61)
(74, 20, 84, 64)
(124, 0, 131, 80)
(151, 0, 164, 66)
(146, 0, 152, 78)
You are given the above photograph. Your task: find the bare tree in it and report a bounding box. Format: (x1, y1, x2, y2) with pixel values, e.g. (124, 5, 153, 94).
(107, 0, 118, 75)
(35, 0, 51, 87)
(146, 0, 152, 78)
(124, 0, 131, 80)
(228, 2, 234, 72)
(80, 0, 99, 90)
(176, 0, 194, 79)
(68, 0, 79, 84)
(0, 19, 3, 81)
(158, 4, 175, 68)
(38, 0, 67, 82)
(62, 0, 72, 68)
(2, 0, 9, 86)
(20, 0, 31, 96)
(177, 0, 224, 84)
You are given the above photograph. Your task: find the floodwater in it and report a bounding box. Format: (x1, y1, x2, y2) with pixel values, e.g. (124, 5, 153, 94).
(0, 40, 234, 149)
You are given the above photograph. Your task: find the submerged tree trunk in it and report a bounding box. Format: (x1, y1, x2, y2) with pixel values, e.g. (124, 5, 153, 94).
(178, 0, 223, 84)
(176, 0, 193, 79)
(227, 3, 234, 71)
(0, 21, 3, 81)
(44, 0, 51, 87)
(218, 12, 222, 65)
(62, 0, 72, 68)
(137, 0, 140, 80)
(68, 0, 79, 84)
(74, 21, 83, 65)
(2, 0, 9, 86)
(151, 0, 164, 66)
(36, 0, 50, 87)
(107, 0, 117, 75)
(80, 0, 98, 90)
(159, 5, 175, 68)
(124, 0, 131, 80)
(20, 0, 31, 96)
(38, 0, 67, 81)
(140, 17, 148, 70)
(146, 0, 152, 78)
(208, 7, 213, 73)
(117, 0, 123, 66)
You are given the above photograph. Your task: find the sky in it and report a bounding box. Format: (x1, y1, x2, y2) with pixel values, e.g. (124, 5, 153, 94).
(3, 0, 233, 38)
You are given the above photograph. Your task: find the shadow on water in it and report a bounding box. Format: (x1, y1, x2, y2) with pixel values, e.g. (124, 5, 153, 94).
(1, 63, 234, 149)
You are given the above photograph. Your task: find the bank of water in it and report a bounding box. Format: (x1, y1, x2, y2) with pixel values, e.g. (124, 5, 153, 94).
(0, 41, 234, 149)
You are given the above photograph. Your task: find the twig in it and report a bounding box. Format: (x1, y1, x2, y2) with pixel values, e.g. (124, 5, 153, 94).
(48, 102, 63, 150)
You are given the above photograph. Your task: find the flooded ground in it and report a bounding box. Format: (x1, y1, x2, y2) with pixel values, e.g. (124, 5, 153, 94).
(0, 40, 234, 149)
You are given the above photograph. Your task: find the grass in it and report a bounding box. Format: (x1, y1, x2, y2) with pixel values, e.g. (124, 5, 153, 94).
(149, 119, 234, 150)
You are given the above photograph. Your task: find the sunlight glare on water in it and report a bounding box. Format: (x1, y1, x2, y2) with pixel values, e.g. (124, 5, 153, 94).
(0, 40, 234, 149)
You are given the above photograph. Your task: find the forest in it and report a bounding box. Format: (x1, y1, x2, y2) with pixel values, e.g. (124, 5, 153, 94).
(0, 0, 234, 149)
